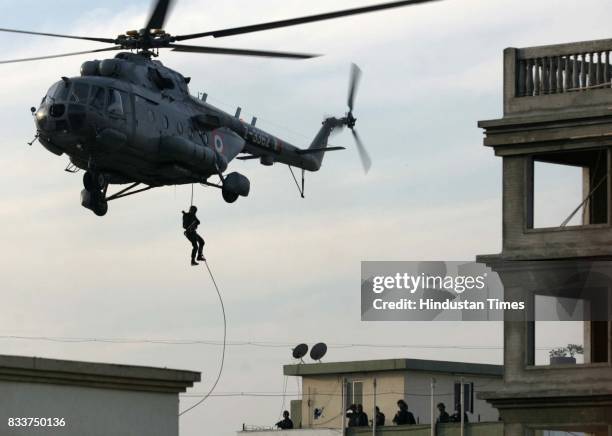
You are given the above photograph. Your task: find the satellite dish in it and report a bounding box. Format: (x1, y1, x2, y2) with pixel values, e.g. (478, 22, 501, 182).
(292, 343, 309, 361)
(310, 342, 328, 362)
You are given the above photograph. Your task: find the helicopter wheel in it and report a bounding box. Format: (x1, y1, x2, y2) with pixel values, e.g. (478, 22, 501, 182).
(222, 189, 239, 204)
(83, 171, 106, 192)
(81, 189, 108, 217)
(93, 198, 108, 217)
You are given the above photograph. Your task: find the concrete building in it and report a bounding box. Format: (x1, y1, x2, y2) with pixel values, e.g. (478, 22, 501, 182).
(478, 37, 612, 436)
(282, 358, 502, 429)
(239, 424, 504, 436)
(0, 354, 200, 436)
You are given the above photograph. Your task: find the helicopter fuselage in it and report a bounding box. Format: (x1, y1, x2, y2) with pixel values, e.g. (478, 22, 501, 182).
(32, 51, 348, 215)
(34, 52, 326, 187)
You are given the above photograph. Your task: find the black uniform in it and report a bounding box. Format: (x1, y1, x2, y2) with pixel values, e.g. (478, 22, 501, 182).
(357, 411, 369, 427)
(450, 411, 469, 423)
(437, 410, 450, 423)
(375, 411, 386, 427)
(393, 409, 416, 425)
(182, 207, 204, 264)
(275, 418, 293, 430)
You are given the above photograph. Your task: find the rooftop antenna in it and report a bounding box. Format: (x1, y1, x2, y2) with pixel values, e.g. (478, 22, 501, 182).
(292, 343, 309, 363)
(310, 342, 328, 363)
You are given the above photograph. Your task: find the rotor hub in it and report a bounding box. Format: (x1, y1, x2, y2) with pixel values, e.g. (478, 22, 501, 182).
(346, 112, 357, 129)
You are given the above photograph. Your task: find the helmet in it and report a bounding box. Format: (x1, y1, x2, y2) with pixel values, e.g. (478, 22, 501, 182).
(189, 205, 197, 213)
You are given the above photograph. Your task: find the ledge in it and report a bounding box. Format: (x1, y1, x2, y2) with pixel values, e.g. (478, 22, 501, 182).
(0, 354, 201, 394)
(284, 358, 502, 377)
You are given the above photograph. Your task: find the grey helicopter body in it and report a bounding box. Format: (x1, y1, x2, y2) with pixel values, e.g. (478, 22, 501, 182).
(3, 0, 439, 215)
(35, 51, 346, 215)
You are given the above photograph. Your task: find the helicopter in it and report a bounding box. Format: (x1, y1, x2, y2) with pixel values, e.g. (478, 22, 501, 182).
(1, 0, 439, 216)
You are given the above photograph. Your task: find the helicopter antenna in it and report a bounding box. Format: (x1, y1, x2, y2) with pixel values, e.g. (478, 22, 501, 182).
(288, 166, 305, 199)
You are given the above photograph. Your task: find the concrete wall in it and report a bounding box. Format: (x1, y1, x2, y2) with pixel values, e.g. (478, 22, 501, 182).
(0, 380, 178, 436)
(299, 371, 501, 429)
(238, 430, 339, 436)
(239, 423, 503, 436)
(348, 422, 503, 436)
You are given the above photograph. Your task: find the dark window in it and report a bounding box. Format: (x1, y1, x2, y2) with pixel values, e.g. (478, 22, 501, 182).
(90, 86, 106, 110)
(177, 121, 184, 134)
(163, 115, 169, 129)
(119, 91, 129, 113)
(69, 83, 89, 104)
(529, 149, 609, 228)
(453, 382, 474, 413)
(530, 296, 609, 366)
(345, 380, 363, 406)
(148, 109, 155, 123)
(107, 89, 124, 116)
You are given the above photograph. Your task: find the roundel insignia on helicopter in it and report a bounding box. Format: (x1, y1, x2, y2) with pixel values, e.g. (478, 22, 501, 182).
(213, 134, 224, 154)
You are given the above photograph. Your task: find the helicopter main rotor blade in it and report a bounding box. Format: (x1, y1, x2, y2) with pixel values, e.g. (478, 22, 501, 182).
(169, 44, 319, 59)
(174, 0, 442, 41)
(352, 129, 372, 174)
(0, 28, 115, 44)
(146, 0, 174, 31)
(348, 63, 362, 112)
(0, 46, 123, 65)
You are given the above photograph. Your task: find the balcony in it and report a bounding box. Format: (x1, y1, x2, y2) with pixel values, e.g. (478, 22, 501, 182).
(237, 423, 503, 436)
(503, 38, 612, 116)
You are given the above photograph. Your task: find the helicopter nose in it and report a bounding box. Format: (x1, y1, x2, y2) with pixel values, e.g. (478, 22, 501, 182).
(35, 103, 70, 133)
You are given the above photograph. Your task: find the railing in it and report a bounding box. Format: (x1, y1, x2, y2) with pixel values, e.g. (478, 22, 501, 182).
(502, 38, 612, 114)
(516, 52, 612, 97)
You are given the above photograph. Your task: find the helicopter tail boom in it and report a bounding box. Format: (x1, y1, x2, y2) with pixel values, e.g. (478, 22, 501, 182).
(302, 117, 346, 170)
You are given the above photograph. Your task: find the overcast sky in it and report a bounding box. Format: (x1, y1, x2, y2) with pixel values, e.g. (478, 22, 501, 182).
(1, 0, 610, 435)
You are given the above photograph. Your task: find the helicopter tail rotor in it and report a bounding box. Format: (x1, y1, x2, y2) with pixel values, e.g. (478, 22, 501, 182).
(343, 63, 371, 174)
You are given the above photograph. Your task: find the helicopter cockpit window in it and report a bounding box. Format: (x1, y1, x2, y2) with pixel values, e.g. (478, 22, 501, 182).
(90, 86, 106, 111)
(55, 82, 70, 101)
(107, 89, 124, 116)
(69, 83, 90, 104)
(44, 81, 70, 103)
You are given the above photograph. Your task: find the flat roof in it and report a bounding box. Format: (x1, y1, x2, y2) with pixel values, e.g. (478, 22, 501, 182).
(284, 358, 503, 377)
(0, 354, 200, 394)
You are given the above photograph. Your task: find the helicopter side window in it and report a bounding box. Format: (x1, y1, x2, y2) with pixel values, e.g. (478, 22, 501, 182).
(107, 89, 124, 116)
(90, 86, 106, 111)
(69, 83, 90, 104)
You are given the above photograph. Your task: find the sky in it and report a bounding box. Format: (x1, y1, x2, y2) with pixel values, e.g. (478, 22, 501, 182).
(0, 0, 610, 435)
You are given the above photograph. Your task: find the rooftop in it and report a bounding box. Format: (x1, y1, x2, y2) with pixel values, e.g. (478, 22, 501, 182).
(283, 358, 502, 377)
(0, 354, 200, 393)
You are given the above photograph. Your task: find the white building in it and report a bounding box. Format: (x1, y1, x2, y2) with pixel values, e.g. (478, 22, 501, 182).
(0, 354, 200, 436)
(283, 358, 503, 429)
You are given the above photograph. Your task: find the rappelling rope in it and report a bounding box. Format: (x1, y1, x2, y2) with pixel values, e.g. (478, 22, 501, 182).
(179, 258, 227, 416)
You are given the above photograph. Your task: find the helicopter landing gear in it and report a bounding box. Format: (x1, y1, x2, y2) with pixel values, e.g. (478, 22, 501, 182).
(81, 189, 109, 216)
(221, 188, 239, 204)
(81, 171, 108, 216)
(220, 172, 250, 204)
(83, 171, 106, 192)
